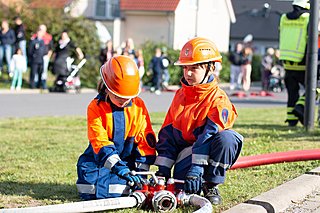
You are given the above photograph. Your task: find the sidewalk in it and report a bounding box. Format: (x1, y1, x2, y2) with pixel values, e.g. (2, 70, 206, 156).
(0, 88, 96, 94)
(224, 167, 320, 213)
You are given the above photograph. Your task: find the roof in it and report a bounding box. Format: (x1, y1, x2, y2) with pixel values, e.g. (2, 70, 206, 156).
(29, 0, 72, 9)
(230, 0, 292, 41)
(232, 0, 292, 15)
(120, 0, 180, 11)
(231, 11, 282, 41)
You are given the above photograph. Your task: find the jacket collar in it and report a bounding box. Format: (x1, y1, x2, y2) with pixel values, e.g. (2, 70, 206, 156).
(181, 75, 218, 101)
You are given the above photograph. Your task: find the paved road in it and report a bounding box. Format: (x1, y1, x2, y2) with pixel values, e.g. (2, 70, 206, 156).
(0, 85, 287, 119)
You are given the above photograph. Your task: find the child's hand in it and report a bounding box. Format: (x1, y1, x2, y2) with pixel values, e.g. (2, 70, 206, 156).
(112, 162, 142, 187)
(184, 165, 204, 194)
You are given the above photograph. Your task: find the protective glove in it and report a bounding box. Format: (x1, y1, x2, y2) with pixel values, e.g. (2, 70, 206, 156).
(112, 161, 142, 187)
(155, 165, 171, 180)
(184, 165, 204, 194)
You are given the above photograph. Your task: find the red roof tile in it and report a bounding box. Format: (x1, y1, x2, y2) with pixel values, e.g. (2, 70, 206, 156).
(120, 0, 180, 11)
(29, 0, 72, 9)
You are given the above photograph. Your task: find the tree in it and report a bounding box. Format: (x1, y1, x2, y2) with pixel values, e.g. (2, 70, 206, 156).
(1, 2, 101, 88)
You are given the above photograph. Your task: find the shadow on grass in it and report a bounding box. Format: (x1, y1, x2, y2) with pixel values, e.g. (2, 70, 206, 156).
(236, 123, 319, 133)
(151, 122, 163, 126)
(0, 181, 79, 202)
(235, 123, 303, 131)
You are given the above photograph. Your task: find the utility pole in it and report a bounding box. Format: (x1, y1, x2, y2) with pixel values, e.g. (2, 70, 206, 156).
(305, 0, 319, 131)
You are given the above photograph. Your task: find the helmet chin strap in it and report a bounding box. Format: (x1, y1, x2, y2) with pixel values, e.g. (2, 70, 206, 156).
(199, 62, 213, 84)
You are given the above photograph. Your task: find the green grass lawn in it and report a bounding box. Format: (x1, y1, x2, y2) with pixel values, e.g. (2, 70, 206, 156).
(0, 108, 319, 212)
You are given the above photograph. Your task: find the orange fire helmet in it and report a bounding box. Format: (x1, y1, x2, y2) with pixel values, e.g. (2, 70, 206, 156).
(100, 55, 140, 98)
(175, 37, 222, 66)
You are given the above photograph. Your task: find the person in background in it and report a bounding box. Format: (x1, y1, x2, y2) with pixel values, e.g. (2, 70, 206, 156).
(136, 49, 145, 90)
(52, 30, 84, 78)
(274, 49, 282, 67)
(261, 47, 274, 91)
(161, 47, 171, 89)
(154, 37, 243, 205)
(241, 35, 253, 92)
(148, 47, 163, 95)
(0, 19, 16, 77)
(99, 40, 113, 66)
(213, 61, 223, 79)
(228, 42, 243, 90)
(122, 38, 135, 56)
(279, 0, 309, 126)
(76, 55, 156, 200)
(13, 16, 27, 59)
(28, 28, 45, 89)
(31, 25, 53, 90)
(10, 48, 27, 91)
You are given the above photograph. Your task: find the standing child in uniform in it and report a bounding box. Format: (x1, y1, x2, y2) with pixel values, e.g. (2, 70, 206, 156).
(154, 37, 243, 205)
(28, 28, 45, 89)
(10, 48, 27, 91)
(148, 48, 163, 95)
(76, 55, 156, 200)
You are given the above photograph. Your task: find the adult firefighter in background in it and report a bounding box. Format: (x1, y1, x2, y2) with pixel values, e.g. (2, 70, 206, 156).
(76, 55, 156, 200)
(279, 0, 310, 126)
(154, 37, 243, 205)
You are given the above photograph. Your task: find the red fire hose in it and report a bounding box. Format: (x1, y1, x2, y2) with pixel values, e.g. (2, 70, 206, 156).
(231, 149, 320, 170)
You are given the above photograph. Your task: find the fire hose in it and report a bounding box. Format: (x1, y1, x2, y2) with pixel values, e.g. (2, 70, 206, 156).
(1, 171, 212, 213)
(1, 196, 140, 213)
(230, 149, 320, 169)
(3, 149, 319, 212)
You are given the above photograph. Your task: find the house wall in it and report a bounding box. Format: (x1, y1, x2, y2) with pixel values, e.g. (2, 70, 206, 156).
(69, 0, 232, 52)
(119, 11, 174, 49)
(70, 0, 95, 18)
(173, 1, 197, 50)
(174, 0, 231, 52)
(1, 0, 25, 11)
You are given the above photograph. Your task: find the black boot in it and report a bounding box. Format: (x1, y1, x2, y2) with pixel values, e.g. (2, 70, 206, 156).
(287, 120, 298, 127)
(203, 183, 222, 205)
(293, 104, 304, 125)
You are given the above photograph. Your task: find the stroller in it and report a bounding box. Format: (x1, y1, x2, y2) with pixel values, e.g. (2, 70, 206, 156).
(50, 57, 87, 93)
(268, 65, 285, 93)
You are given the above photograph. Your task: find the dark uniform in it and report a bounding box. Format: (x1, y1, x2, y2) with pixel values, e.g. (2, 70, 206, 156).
(279, 3, 309, 126)
(28, 37, 45, 89)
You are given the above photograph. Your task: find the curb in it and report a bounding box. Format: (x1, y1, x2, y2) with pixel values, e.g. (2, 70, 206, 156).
(224, 167, 320, 213)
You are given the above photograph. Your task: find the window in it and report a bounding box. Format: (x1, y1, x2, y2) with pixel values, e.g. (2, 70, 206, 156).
(95, 0, 120, 19)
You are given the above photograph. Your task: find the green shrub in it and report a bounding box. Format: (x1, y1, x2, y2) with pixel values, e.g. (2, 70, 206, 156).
(219, 52, 262, 83)
(252, 54, 262, 82)
(140, 41, 181, 86)
(219, 52, 231, 83)
(2, 6, 101, 88)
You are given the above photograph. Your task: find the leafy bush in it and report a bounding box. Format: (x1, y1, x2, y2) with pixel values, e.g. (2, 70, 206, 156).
(1, 5, 101, 88)
(219, 52, 262, 83)
(219, 52, 231, 83)
(139, 44, 262, 85)
(140, 41, 181, 86)
(252, 54, 262, 82)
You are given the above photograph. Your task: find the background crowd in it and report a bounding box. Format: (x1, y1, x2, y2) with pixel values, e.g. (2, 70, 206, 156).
(0, 16, 86, 91)
(228, 35, 284, 93)
(0, 16, 171, 95)
(98, 38, 171, 95)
